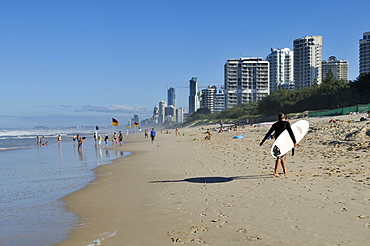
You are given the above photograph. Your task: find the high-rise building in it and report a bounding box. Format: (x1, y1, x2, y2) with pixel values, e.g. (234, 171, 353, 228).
(224, 57, 269, 109)
(359, 31, 370, 75)
(152, 105, 159, 124)
(158, 101, 166, 124)
(188, 77, 199, 114)
(132, 115, 139, 125)
(322, 56, 349, 81)
(167, 87, 176, 107)
(293, 36, 322, 88)
(165, 105, 176, 122)
(176, 107, 186, 123)
(214, 89, 225, 113)
(266, 48, 294, 92)
(200, 85, 217, 113)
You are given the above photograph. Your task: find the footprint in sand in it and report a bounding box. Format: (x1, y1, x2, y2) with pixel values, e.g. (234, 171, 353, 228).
(241, 236, 261, 241)
(236, 228, 246, 233)
(189, 238, 206, 244)
(291, 225, 301, 230)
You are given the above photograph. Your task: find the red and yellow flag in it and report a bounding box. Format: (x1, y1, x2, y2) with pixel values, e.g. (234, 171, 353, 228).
(112, 118, 119, 126)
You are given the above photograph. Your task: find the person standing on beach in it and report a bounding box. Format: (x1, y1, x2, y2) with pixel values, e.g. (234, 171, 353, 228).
(78, 137, 86, 151)
(98, 135, 102, 146)
(36, 136, 41, 146)
(118, 131, 123, 146)
(57, 135, 62, 144)
(104, 134, 109, 146)
(150, 128, 156, 143)
(260, 113, 297, 177)
(112, 132, 118, 146)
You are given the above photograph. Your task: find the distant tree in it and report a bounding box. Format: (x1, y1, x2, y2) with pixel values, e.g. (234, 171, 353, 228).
(319, 70, 348, 94)
(195, 108, 211, 115)
(349, 73, 370, 103)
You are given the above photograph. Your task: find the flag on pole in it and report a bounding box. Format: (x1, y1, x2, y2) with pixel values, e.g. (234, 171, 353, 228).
(112, 118, 119, 126)
(134, 122, 139, 127)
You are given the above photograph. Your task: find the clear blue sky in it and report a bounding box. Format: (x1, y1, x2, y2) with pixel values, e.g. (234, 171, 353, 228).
(1, 0, 369, 128)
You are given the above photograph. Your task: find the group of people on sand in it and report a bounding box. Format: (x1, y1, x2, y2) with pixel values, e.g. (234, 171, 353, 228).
(72, 134, 86, 151)
(144, 128, 157, 143)
(36, 135, 62, 146)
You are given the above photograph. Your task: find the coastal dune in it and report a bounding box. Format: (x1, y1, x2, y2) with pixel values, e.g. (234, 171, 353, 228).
(59, 114, 370, 246)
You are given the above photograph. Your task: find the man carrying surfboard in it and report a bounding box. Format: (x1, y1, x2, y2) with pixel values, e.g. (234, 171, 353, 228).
(260, 113, 297, 177)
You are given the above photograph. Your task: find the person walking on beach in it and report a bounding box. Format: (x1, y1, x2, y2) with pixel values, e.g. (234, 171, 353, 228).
(57, 135, 62, 144)
(150, 128, 156, 143)
(260, 113, 297, 177)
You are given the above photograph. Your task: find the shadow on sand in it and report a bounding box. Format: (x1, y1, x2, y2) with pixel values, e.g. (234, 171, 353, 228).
(149, 175, 272, 184)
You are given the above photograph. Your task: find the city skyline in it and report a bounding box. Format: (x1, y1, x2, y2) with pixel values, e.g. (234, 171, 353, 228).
(1, 0, 369, 128)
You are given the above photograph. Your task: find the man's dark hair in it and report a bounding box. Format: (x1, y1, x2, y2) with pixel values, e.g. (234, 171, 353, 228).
(278, 113, 285, 120)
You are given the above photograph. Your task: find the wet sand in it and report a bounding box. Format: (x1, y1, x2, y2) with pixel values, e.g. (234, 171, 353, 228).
(58, 114, 370, 246)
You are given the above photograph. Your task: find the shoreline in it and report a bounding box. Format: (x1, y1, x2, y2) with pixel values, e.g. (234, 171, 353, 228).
(58, 135, 178, 245)
(58, 115, 370, 245)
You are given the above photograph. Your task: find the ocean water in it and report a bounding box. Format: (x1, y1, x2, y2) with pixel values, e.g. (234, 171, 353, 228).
(0, 128, 129, 246)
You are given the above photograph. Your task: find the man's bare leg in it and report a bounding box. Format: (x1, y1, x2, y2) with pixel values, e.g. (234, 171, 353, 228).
(281, 157, 287, 175)
(274, 158, 281, 177)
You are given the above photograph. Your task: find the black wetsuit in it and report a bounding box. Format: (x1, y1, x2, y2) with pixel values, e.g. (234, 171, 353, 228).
(264, 121, 296, 143)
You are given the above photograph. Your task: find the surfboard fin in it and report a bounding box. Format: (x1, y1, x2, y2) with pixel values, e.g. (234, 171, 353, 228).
(273, 145, 281, 157)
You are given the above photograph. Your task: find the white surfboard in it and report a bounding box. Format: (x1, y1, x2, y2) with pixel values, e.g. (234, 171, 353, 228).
(270, 120, 309, 158)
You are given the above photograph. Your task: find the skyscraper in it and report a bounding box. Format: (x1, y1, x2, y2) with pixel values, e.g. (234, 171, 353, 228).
(359, 31, 370, 75)
(176, 107, 186, 123)
(293, 36, 322, 88)
(224, 57, 269, 109)
(167, 87, 176, 107)
(165, 105, 176, 122)
(158, 101, 166, 124)
(322, 56, 349, 81)
(188, 77, 198, 114)
(266, 48, 294, 92)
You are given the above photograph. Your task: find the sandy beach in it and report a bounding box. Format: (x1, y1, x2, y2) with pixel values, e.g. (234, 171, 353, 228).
(58, 114, 370, 246)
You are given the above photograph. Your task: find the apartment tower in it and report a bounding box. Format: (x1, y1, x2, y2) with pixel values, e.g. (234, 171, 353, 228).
(266, 48, 294, 92)
(214, 89, 225, 113)
(200, 85, 217, 113)
(293, 36, 322, 88)
(224, 57, 269, 109)
(359, 31, 370, 75)
(322, 56, 349, 81)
